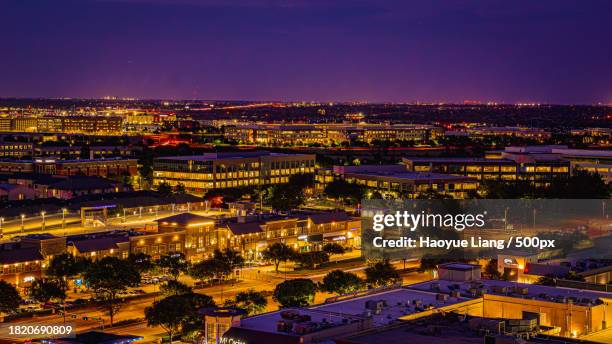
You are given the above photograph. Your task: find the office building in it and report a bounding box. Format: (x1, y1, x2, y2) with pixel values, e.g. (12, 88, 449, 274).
(153, 151, 316, 193)
(318, 165, 478, 199)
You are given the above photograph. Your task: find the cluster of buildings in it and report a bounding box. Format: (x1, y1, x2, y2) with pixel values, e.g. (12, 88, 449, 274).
(222, 123, 443, 146)
(208, 263, 612, 343)
(0, 210, 360, 288)
(403, 145, 612, 186)
(149, 145, 611, 198)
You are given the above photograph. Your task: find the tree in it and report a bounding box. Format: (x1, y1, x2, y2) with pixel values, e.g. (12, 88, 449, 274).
(484, 259, 501, 279)
(189, 259, 219, 283)
(46, 253, 90, 281)
(323, 179, 364, 205)
(157, 253, 189, 280)
(225, 289, 268, 316)
(268, 184, 305, 212)
(80, 144, 91, 159)
(214, 248, 245, 280)
(535, 275, 556, 286)
(145, 295, 193, 343)
(156, 182, 173, 197)
(545, 170, 610, 199)
(319, 270, 363, 295)
(273, 279, 316, 308)
(322, 243, 345, 255)
(292, 251, 329, 270)
(175, 183, 186, 194)
(365, 260, 401, 287)
(85, 257, 141, 326)
(160, 280, 193, 297)
(0, 281, 21, 314)
(189, 249, 244, 283)
(29, 279, 67, 303)
(261, 243, 295, 273)
(127, 253, 154, 274)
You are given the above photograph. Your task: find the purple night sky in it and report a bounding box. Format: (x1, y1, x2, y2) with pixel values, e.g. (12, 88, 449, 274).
(1, 0, 611, 104)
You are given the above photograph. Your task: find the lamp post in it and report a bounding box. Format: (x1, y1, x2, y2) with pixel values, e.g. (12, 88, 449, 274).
(20, 214, 25, 234)
(62, 208, 67, 236)
(0, 217, 3, 238)
(41, 211, 46, 231)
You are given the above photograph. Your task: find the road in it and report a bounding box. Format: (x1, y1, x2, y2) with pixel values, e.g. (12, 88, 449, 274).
(0, 258, 431, 343)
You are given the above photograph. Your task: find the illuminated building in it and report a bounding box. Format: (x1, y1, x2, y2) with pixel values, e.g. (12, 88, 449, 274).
(0, 157, 138, 177)
(151, 211, 360, 261)
(0, 234, 65, 288)
(318, 165, 478, 199)
(446, 126, 551, 141)
(403, 148, 571, 187)
(223, 123, 442, 146)
(36, 116, 123, 134)
(152, 151, 316, 194)
(11, 117, 38, 132)
(0, 142, 33, 158)
(219, 211, 361, 260)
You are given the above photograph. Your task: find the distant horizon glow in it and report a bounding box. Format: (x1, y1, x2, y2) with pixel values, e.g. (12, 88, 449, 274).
(1, 0, 612, 105)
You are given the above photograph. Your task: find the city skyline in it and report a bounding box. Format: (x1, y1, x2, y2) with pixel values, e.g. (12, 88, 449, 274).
(2, 0, 612, 104)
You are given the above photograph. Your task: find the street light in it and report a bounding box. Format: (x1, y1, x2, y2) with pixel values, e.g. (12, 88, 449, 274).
(0, 217, 3, 238)
(62, 208, 67, 236)
(41, 211, 46, 231)
(20, 214, 25, 233)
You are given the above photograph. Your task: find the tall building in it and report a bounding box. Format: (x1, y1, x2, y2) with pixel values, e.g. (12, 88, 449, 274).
(153, 151, 316, 193)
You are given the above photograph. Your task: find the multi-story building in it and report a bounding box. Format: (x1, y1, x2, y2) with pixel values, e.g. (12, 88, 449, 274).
(317, 165, 478, 199)
(445, 126, 551, 141)
(223, 123, 442, 146)
(403, 147, 571, 187)
(153, 151, 316, 194)
(0, 117, 11, 132)
(0, 158, 138, 177)
(0, 142, 33, 158)
(0, 234, 65, 288)
(36, 116, 123, 134)
(34, 145, 132, 159)
(11, 117, 38, 132)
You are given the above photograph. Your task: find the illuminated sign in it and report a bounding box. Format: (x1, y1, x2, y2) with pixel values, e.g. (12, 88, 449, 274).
(503, 258, 517, 265)
(220, 337, 246, 344)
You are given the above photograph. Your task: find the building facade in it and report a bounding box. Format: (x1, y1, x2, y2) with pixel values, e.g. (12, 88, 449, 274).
(153, 151, 316, 194)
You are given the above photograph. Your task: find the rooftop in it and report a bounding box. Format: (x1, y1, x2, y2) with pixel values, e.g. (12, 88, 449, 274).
(343, 170, 475, 182)
(408, 279, 612, 306)
(310, 287, 471, 326)
(156, 212, 215, 226)
(0, 247, 43, 264)
(156, 151, 311, 162)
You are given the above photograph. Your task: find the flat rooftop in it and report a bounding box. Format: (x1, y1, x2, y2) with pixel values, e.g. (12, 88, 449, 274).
(409, 279, 612, 306)
(403, 157, 511, 163)
(156, 151, 312, 162)
(238, 308, 366, 336)
(310, 287, 472, 327)
(343, 171, 475, 182)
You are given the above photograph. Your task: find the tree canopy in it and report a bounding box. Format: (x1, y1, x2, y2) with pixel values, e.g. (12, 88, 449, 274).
(273, 279, 316, 308)
(319, 270, 363, 295)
